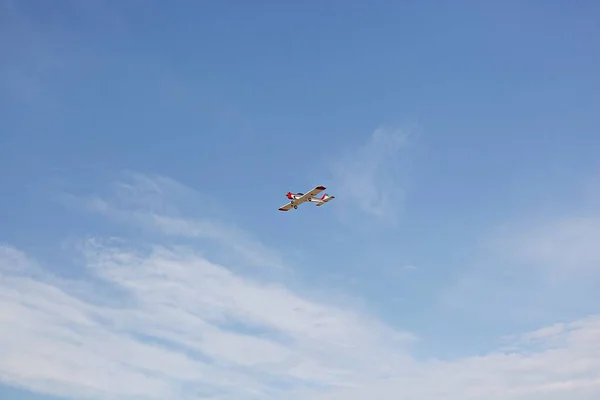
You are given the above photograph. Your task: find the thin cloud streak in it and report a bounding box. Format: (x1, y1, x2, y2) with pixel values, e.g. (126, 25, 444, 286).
(329, 127, 413, 225)
(58, 171, 287, 272)
(440, 191, 600, 327)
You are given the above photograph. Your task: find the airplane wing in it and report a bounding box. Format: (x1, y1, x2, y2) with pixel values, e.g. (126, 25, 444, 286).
(293, 185, 326, 204)
(278, 202, 294, 211)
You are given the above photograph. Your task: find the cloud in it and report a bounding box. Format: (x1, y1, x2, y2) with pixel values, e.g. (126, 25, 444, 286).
(2, 173, 600, 400)
(315, 316, 600, 400)
(483, 175, 600, 279)
(0, 241, 413, 400)
(329, 127, 414, 225)
(440, 185, 600, 327)
(492, 215, 600, 277)
(57, 171, 286, 273)
(1, 240, 599, 400)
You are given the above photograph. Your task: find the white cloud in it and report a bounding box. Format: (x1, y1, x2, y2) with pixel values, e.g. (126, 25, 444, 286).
(440, 177, 600, 325)
(329, 127, 414, 225)
(1, 240, 599, 400)
(0, 241, 413, 400)
(480, 177, 600, 281)
(58, 171, 286, 272)
(493, 215, 600, 277)
(315, 316, 600, 400)
(2, 173, 600, 400)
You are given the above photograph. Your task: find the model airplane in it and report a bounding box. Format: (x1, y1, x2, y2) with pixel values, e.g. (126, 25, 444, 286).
(278, 185, 335, 211)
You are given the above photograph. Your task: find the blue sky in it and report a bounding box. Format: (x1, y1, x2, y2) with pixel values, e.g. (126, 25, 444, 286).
(1, 1, 600, 399)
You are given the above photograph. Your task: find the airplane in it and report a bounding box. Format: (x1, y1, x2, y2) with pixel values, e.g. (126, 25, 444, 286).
(278, 185, 335, 211)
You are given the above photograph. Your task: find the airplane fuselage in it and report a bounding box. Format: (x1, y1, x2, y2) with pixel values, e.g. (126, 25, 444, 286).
(286, 191, 330, 203)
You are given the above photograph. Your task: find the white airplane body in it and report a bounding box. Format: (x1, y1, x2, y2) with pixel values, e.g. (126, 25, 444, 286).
(278, 185, 335, 211)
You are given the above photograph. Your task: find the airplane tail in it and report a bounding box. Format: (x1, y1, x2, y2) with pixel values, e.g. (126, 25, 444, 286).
(315, 193, 335, 206)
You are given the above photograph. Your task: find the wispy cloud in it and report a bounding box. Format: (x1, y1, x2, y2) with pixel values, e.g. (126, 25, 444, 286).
(329, 127, 414, 225)
(0, 239, 413, 400)
(1, 240, 599, 400)
(2, 173, 600, 400)
(440, 183, 600, 325)
(316, 316, 600, 400)
(492, 215, 600, 277)
(57, 171, 286, 273)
